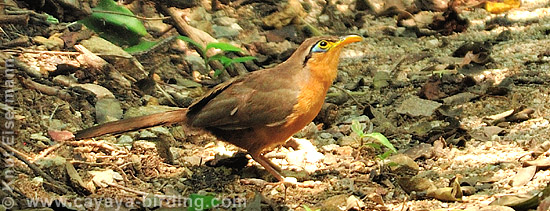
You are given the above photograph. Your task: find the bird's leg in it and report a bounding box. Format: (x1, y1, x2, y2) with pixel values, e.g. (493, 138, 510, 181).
(264, 155, 283, 172)
(249, 152, 284, 181)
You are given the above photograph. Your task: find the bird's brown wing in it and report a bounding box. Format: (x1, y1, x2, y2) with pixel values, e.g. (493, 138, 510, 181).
(187, 69, 301, 130)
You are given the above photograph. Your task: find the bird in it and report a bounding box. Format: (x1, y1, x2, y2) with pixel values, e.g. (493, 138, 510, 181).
(75, 35, 362, 181)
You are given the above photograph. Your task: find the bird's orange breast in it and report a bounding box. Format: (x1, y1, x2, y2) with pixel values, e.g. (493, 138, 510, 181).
(282, 51, 341, 136)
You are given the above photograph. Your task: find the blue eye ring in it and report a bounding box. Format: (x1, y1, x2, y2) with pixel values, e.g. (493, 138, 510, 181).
(311, 40, 330, 53)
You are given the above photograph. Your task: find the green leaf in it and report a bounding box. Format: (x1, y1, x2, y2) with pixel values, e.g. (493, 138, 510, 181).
(377, 150, 394, 160)
(206, 42, 243, 52)
(231, 56, 256, 63)
(124, 40, 159, 53)
(45, 14, 59, 24)
(351, 120, 365, 137)
(79, 0, 147, 45)
(218, 56, 233, 67)
(365, 132, 397, 152)
(177, 36, 205, 54)
(213, 69, 223, 78)
(207, 54, 225, 64)
(364, 143, 381, 150)
(188, 194, 220, 211)
(92, 0, 147, 36)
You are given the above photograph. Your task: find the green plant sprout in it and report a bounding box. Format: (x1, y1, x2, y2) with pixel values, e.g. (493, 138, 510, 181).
(303, 205, 321, 211)
(177, 36, 256, 77)
(351, 119, 396, 159)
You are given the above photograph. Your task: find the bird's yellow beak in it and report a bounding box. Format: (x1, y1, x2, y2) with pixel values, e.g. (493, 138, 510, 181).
(337, 35, 362, 46)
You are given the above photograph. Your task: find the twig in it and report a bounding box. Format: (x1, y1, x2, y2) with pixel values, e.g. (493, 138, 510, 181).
(332, 86, 365, 110)
(0, 14, 29, 25)
(64, 140, 123, 153)
(0, 142, 70, 194)
(105, 181, 149, 196)
(2, 49, 82, 55)
(49, 104, 60, 121)
(32, 143, 64, 162)
(70, 160, 112, 166)
(13, 58, 42, 78)
(19, 76, 72, 100)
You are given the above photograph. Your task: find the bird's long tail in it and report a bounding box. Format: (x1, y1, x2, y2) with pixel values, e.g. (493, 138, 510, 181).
(75, 108, 189, 140)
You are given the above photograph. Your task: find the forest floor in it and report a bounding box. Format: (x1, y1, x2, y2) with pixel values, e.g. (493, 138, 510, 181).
(1, 0, 550, 210)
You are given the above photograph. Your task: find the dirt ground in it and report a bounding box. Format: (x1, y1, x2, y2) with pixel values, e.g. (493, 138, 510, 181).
(1, 0, 550, 210)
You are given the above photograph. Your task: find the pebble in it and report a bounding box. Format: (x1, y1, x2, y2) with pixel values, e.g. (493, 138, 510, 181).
(94, 98, 123, 124)
(30, 133, 51, 143)
(139, 130, 157, 139)
(212, 23, 242, 38)
(334, 146, 354, 157)
(396, 95, 442, 117)
(319, 132, 333, 139)
(425, 39, 440, 48)
(117, 135, 133, 147)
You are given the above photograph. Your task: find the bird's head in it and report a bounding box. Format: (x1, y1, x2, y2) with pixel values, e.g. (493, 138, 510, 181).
(287, 35, 362, 82)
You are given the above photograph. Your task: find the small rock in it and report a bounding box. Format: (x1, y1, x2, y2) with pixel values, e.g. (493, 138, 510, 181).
(80, 36, 132, 58)
(30, 133, 51, 143)
(264, 26, 298, 43)
(176, 78, 202, 88)
(117, 135, 133, 146)
(396, 95, 442, 117)
(425, 39, 440, 48)
(53, 75, 78, 87)
(397, 176, 436, 194)
(184, 55, 207, 74)
(321, 144, 339, 152)
(35, 156, 65, 168)
(94, 98, 123, 124)
(213, 17, 237, 26)
(334, 146, 354, 157)
(367, 193, 385, 205)
(373, 71, 390, 89)
(261, 0, 306, 28)
(442, 92, 478, 105)
(139, 130, 157, 139)
(319, 132, 333, 139)
(387, 154, 420, 171)
(323, 153, 337, 165)
(496, 30, 513, 42)
(350, 161, 367, 173)
(33, 35, 64, 50)
(318, 14, 330, 24)
(346, 195, 365, 209)
(403, 143, 434, 160)
(321, 194, 348, 210)
(89, 169, 117, 187)
(72, 83, 115, 99)
(149, 126, 171, 136)
(212, 24, 242, 38)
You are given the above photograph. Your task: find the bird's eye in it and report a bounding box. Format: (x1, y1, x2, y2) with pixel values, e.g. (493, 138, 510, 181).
(311, 40, 331, 53)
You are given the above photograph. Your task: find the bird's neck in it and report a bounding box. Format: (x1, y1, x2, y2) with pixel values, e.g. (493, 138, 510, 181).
(306, 51, 342, 88)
